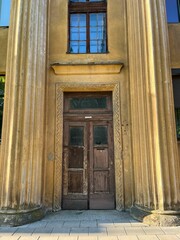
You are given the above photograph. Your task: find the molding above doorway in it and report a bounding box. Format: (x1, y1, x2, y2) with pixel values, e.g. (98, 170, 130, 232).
(54, 82, 124, 211)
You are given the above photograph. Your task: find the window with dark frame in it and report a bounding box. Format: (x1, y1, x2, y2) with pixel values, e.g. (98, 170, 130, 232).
(172, 69, 180, 140)
(0, 75, 5, 142)
(166, 0, 180, 23)
(68, 0, 107, 54)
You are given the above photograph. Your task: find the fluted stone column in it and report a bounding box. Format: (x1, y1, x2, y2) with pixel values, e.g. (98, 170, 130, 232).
(0, 0, 48, 226)
(127, 0, 180, 226)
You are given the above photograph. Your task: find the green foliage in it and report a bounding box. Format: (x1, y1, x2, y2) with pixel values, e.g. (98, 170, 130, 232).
(0, 76, 5, 139)
(175, 108, 180, 140)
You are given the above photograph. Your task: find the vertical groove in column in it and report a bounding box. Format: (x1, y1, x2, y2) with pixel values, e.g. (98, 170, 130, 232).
(127, 1, 155, 209)
(0, 0, 48, 212)
(127, 0, 180, 215)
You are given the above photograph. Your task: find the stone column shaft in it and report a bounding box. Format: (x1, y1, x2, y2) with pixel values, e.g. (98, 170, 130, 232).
(0, 0, 48, 226)
(127, 0, 180, 225)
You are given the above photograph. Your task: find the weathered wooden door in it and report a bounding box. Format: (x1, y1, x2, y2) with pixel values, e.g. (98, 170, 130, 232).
(62, 92, 115, 209)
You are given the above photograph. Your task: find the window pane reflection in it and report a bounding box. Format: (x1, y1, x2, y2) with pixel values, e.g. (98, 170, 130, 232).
(0, 0, 11, 26)
(90, 13, 106, 53)
(166, 0, 179, 23)
(70, 14, 87, 53)
(69, 1, 107, 53)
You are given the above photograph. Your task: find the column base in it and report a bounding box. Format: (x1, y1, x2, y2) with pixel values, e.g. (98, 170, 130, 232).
(0, 207, 46, 226)
(131, 206, 180, 226)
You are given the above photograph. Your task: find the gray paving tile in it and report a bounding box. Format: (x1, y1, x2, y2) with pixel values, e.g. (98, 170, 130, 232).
(0, 237, 20, 240)
(98, 222, 115, 228)
(107, 227, 126, 236)
(118, 236, 139, 240)
(78, 237, 98, 240)
(130, 220, 149, 227)
(142, 227, 165, 235)
(0, 233, 15, 236)
(33, 227, 53, 234)
(125, 227, 146, 235)
(19, 237, 39, 240)
(23, 222, 47, 228)
(80, 221, 97, 227)
(138, 236, 160, 240)
(98, 237, 119, 240)
(64, 221, 80, 227)
(114, 223, 132, 227)
(157, 236, 180, 240)
(161, 227, 180, 235)
(46, 221, 64, 228)
(70, 227, 89, 235)
(0, 227, 18, 234)
(13, 228, 35, 235)
(51, 227, 71, 234)
(89, 227, 107, 236)
(58, 237, 78, 240)
(38, 236, 59, 240)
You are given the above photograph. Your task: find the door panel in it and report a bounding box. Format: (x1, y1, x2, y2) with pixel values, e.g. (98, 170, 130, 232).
(63, 122, 88, 209)
(89, 121, 115, 209)
(93, 171, 109, 192)
(94, 148, 108, 168)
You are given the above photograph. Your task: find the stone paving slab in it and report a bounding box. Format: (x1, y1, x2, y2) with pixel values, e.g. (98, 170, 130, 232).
(107, 227, 126, 236)
(142, 227, 165, 235)
(19, 237, 39, 240)
(80, 220, 97, 227)
(99, 237, 119, 240)
(78, 237, 98, 240)
(51, 227, 71, 234)
(124, 227, 146, 235)
(39, 237, 64, 240)
(161, 227, 180, 234)
(0, 237, 19, 240)
(0, 211, 179, 240)
(88, 227, 107, 235)
(64, 221, 81, 227)
(57, 237, 78, 240)
(157, 236, 180, 240)
(118, 237, 139, 240)
(137, 236, 159, 240)
(70, 227, 89, 235)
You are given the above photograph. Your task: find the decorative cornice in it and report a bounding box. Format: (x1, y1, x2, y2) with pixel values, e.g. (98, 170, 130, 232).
(51, 61, 124, 75)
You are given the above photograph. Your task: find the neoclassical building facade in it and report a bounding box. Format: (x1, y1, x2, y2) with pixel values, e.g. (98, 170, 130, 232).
(0, 0, 179, 226)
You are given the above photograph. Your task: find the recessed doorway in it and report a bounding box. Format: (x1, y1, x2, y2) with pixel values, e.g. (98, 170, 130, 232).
(62, 92, 115, 209)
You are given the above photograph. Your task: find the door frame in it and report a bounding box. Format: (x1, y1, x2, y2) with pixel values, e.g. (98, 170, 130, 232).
(53, 82, 124, 211)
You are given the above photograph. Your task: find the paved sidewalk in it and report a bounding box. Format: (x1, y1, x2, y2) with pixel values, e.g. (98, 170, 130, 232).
(0, 210, 179, 240)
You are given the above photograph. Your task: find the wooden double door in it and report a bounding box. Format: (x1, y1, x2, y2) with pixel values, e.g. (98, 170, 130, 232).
(62, 93, 115, 209)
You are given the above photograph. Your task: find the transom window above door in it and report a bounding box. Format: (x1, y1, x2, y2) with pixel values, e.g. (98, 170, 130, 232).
(64, 92, 112, 113)
(68, 0, 107, 54)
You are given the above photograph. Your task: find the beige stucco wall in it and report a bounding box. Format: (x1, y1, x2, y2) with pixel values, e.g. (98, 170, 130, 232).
(168, 24, 180, 166)
(168, 24, 180, 68)
(0, 28, 8, 74)
(45, 0, 133, 210)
